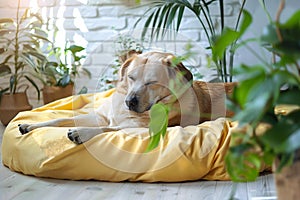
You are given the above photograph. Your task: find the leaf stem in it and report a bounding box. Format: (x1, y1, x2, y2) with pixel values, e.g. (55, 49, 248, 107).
(13, 0, 21, 94)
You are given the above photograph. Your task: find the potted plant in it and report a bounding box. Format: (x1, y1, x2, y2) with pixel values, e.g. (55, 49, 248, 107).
(224, 1, 300, 199)
(35, 41, 91, 104)
(98, 34, 143, 91)
(0, 0, 48, 125)
(134, 0, 247, 83)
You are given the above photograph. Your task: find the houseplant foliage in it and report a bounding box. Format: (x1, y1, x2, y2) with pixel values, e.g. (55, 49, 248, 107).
(0, 0, 48, 125)
(0, 2, 48, 98)
(135, 0, 247, 82)
(38, 42, 90, 87)
(35, 41, 91, 104)
(98, 34, 143, 91)
(225, 1, 300, 185)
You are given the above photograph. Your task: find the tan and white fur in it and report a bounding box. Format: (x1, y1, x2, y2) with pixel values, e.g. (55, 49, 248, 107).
(18, 51, 201, 144)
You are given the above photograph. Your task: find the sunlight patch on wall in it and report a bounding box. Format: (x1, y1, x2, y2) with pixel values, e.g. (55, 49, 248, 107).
(73, 8, 88, 32)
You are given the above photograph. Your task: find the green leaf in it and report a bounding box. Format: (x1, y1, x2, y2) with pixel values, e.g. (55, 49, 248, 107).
(165, 4, 179, 30)
(282, 10, 300, 28)
(225, 144, 262, 182)
(82, 68, 92, 79)
(277, 88, 300, 106)
(261, 111, 300, 154)
(29, 33, 51, 42)
(27, 51, 47, 61)
(275, 153, 294, 173)
(0, 18, 14, 24)
(78, 86, 88, 94)
(0, 29, 11, 36)
(212, 28, 240, 61)
(46, 61, 59, 68)
(0, 64, 11, 76)
(24, 75, 41, 100)
(261, 23, 279, 44)
(67, 45, 85, 54)
(156, 4, 170, 39)
(9, 75, 16, 93)
(58, 74, 71, 87)
(238, 10, 252, 36)
(176, 6, 185, 32)
(0, 87, 9, 96)
(20, 54, 36, 69)
(146, 103, 169, 152)
(232, 65, 266, 106)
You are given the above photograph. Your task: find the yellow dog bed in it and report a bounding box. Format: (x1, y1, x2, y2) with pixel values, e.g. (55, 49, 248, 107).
(3, 89, 243, 182)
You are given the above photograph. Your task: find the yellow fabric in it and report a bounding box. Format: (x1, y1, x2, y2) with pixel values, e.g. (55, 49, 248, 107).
(3, 89, 239, 182)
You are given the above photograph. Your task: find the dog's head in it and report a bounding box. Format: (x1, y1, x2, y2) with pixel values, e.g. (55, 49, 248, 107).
(118, 51, 193, 113)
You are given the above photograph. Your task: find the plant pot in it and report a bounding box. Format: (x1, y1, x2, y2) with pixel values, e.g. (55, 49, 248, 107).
(274, 150, 300, 200)
(0, 92, 32, 126)
(42, 84, 74, 104)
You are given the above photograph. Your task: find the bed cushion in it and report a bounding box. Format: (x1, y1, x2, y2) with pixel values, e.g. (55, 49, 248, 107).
(1, 89, 264, 182)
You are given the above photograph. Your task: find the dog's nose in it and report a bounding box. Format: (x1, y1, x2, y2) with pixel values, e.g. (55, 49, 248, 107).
(125, 96, 139, 111)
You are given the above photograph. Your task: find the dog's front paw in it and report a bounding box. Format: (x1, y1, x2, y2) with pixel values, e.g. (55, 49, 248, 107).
(67, 129, 84, 145)
(18, 124, 31, 135)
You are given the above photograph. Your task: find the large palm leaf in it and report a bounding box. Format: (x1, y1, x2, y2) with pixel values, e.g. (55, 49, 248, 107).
(135, 0, 218, 45)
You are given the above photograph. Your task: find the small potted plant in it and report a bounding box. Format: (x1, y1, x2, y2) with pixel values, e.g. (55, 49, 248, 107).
(225, 1, 300, 199)
(35, 41, 91, 104)
(98, 34, 143, 91)
(0, 0, 48, 125)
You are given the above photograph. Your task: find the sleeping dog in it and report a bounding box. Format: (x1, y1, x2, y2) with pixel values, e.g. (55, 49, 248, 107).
(19, 51, 201, 144)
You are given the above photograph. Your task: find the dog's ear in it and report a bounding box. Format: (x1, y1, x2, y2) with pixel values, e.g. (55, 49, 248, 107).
(118, 50, 142, 64)
(119, 56, 134, 81)
(118, 50, 142, 81)
(162, 55, 193, 83)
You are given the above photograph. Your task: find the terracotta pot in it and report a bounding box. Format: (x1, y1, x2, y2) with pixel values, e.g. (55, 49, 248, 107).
(274, 150, 300, 200)
(0, 92, 32, 126)
(42, 84, 74, 104)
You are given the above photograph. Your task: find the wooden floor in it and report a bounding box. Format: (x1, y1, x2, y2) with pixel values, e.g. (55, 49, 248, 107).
(0, 123, 277, 200)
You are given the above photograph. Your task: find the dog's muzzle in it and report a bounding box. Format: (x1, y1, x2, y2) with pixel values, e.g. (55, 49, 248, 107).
(125, 95, 140, 112)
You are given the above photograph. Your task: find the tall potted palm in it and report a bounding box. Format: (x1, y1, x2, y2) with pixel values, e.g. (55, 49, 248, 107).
(135, 0, 247, 82)
(0, 0, 48, 125)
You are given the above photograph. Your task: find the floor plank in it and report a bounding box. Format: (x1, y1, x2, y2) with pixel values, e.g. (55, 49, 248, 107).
(0, 123, 277, 200)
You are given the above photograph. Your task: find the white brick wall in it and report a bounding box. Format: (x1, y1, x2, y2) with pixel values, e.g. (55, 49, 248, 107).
(0, 0, 241, 107)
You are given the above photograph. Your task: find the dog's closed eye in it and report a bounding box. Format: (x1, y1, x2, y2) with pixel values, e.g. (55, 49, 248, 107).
(128, 75, 135, 81)
(145, 81, 157, 86)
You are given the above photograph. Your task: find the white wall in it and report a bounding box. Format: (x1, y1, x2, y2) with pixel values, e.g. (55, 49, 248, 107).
(237, 0, 300, 66)
(0, 0, 243, 107)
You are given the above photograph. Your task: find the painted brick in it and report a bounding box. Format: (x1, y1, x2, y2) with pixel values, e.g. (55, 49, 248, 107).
(84, 17, 126, 30)
(86, 42, 102, 53)
(63, 18, 126, 31)
(83, 30, 118, 42)
(120, 6, 147, 17)
(0, 1, 9, 8)
(0, 8, 16, 18)
(38, 0, 57, 7)
(180, 30, 201, 41)
(88, 0, 135, 6)
(64, 0, 86, 6)
(90, 53, 115, 65)
(8, 0, 30, 8)
(209, 3, 234, 16)
(63, 6, 98, 18)
(98, 6, 125, 17)
(180, 17, 203, 30)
